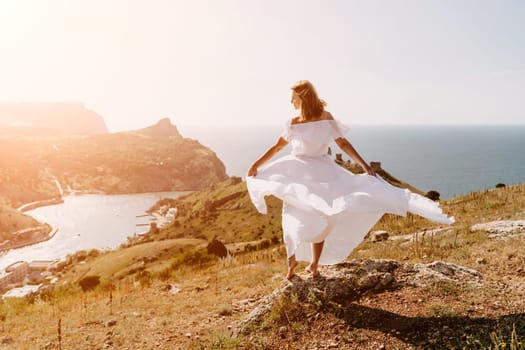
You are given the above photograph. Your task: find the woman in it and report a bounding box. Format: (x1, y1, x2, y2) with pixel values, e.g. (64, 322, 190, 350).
(247, 80, 454, 279)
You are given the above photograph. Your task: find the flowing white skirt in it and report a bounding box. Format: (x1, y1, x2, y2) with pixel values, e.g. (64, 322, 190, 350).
(246, 154, 454, 265)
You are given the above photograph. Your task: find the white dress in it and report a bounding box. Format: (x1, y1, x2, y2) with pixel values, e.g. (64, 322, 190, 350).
(246, 118, 454, 265)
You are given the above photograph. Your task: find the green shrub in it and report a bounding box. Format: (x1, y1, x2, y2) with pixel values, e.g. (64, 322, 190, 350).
(158, 268, 172, 281)
(78, 275, 100, 292)
(171, 249, 218, 270)
(244, 243, 256, 252)
(426, 190, 441, 201)
(88, 249, 100, 258)
(258, 239, 271, 250)
(136, 270, 152, 288)
(262, 293, 305, 330)
(207, 237, 228, 258)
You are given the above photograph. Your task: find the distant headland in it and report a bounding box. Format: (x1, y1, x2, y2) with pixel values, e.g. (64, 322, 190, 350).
(0, 102, 108, 136)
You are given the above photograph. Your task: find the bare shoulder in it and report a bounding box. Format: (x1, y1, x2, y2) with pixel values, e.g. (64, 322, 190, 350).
(291, 116, 301, 125)
(320, 111, 334, 120)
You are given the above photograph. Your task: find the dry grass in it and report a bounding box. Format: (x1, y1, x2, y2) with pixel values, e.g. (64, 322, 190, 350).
(0, 203, 41, 240)
(354, 183, 525, 264)
(0, 247, 287, 349)
(1, 183, 525, 349)
(58, 238, 207, 285)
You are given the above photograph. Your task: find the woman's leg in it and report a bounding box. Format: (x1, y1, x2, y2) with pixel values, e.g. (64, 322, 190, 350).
(287, 254, 298, 280)
(306, 218, 333, 276)
(306, 241, 324, 276)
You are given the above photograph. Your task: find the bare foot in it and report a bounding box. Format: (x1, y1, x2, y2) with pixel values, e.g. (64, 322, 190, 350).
(305, 264, 320, 277)
(286, 260, 299, 280)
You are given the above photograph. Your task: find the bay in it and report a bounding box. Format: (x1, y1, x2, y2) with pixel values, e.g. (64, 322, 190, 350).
(0, 191, 187, 271)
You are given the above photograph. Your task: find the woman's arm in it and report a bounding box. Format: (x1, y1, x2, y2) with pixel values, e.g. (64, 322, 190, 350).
(335, 137, 376, 176)
(247, 137, 288, 177)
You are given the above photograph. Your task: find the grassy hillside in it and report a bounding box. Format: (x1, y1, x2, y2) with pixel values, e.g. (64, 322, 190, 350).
(144, 173, 525, 247)
(0, 183, 524, 349)
(0, 203, 41, 241)
(139, 157, 450, 250)
(145, 177, 283, 246)
(56, 239, 207, 285)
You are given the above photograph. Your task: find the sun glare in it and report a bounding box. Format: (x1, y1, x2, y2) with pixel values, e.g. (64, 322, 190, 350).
(0, 2, 39, 38)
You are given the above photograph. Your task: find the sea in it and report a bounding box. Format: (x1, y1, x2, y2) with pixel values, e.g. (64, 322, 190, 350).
(179, 124, 525, 199)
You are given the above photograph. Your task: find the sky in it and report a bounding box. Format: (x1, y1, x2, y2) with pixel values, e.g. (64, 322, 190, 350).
(0, 0, 524, 131)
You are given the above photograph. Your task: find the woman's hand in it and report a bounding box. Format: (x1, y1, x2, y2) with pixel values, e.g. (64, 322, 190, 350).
(247, 137, 288, 178)
(247, 164, 258, 177)
(335, 138, 376, 177)
(361, 163, 376, 176)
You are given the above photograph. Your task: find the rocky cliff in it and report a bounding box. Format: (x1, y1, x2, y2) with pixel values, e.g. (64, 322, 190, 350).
(0, 118, 227, 208)
(131, 117, 182, 139)
(335, 155, 426, 196)
(0, 102, 108, 136)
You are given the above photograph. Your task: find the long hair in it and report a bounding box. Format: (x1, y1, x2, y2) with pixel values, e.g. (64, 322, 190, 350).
(291, 80, 327, 121)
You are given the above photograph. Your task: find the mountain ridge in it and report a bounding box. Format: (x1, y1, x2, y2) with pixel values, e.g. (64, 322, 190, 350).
(0, 102, 108, 136)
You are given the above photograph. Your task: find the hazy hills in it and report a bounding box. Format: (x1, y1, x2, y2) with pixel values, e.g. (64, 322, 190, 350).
(0, 118, 228, 240)
(0, 102, 108, 136)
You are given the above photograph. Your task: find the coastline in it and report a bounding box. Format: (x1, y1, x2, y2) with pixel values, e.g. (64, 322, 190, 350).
(16, 189, 107, 213)
(3, 195, 69, 254)
(17, 198, 64, 213)
(0, 225, 58, 253)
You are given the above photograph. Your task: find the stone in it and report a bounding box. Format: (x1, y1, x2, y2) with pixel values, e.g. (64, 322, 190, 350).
(236, 258, 483, 335)
(370, 230, 389, 242)
(1, 336, 13, 344)
(168, 284, 181, 294)
(476, 257, 487, 265)
(106, 320, 117, 327)
(409, 261, 483, 287)
(387, 227, 452, 244)
(471, 220, 525, 239)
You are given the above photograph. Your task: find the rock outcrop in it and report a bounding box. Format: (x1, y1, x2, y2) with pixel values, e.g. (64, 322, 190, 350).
(237, 259, 483, 334)
(379, 227, 453, 245)
(471, 220, 525, 239)
(336, 158, 425, 195)
(0, 118, 228, 208)
(132, 118, 182, 139)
